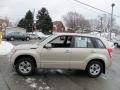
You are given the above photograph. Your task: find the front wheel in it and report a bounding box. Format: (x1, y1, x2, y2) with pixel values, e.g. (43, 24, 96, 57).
(38, 37, 41, 40)
(86, 61, 103, 78)
(114, 43, 118, 47)
(15, 57, 35, 76)
(26, 37, 30, 41)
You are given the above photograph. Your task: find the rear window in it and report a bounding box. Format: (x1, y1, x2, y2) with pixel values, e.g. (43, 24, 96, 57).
(95, 38, 106, 48)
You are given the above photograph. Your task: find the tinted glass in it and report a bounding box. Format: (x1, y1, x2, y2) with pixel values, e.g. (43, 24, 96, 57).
(95, 39, 105, 48)
(49, 36, 72, 48)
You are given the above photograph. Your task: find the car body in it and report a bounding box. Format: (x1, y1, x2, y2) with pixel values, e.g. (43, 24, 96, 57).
(27, 32, 49, 40)
(113, 36, 120, 47)
(10, 33, 112, 78)
(27, 33, 41, 40)
(6, 32, 30, 41)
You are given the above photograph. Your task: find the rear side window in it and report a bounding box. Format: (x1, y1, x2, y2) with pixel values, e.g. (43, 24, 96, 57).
(74, 36, 94, 48)
(95, 39, 105, 48)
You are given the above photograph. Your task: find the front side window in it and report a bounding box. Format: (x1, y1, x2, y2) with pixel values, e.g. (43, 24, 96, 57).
(74, 36, 94, 48)
(49, 36, 72, 48)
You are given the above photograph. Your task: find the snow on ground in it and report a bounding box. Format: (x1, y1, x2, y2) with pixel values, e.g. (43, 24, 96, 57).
(25, 78, 51, 90)
(29, 83, 37, 88)
(0, 41, 14, 55)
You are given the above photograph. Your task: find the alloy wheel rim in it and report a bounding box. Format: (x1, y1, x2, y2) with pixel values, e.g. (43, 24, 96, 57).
(19, 61, 32, 74)
(89, 64, 101, 76)
(27, 38, 29, 40)
(11, 38, 14, 40)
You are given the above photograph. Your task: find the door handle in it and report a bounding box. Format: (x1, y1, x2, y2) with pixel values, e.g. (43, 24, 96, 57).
(91, 50, 95, 53)
(66, 50, 70, 53)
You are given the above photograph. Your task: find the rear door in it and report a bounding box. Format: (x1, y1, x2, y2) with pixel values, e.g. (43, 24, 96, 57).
(70, 36, 95, 69)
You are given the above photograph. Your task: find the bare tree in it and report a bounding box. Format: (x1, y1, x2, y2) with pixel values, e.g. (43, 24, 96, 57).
(63, 12, 90, 32)
(90, 14, 116, 33)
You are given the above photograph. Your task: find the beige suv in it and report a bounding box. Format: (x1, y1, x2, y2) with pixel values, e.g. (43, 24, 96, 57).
(10, 33, 112, 78)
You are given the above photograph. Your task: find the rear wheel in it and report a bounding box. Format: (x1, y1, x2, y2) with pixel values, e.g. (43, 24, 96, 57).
(10, 37, 14, 41)
(15, 57, 35, 76)
(86, 61, 103, 78)
(26, 37, 30, 41)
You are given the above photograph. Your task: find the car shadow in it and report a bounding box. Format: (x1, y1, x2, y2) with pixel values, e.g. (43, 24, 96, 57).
(35, 69, 88, 78)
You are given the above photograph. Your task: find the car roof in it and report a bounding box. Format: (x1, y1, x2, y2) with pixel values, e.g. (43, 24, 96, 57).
(53, 32, 99, 38)
(53, 33, 113, 48)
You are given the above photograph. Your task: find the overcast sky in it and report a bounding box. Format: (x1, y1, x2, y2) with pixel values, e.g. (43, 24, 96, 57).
(0, 0, 120, 24)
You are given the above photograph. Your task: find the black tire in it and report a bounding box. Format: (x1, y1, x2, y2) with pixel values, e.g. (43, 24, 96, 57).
(26, 37, 30, 41)
(15, 57, 35, 76)
(38, 37, 41, 40)
(22, 39, 24, 41)
(86, 61, 103, 78)
(114, 43, 118, 47)
(6, 39, 9, 41)
(10, 37, 14, 41)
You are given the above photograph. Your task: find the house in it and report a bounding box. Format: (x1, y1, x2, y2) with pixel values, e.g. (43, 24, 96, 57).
(0, 19, 9, 32)
(53, 21, 65, 32)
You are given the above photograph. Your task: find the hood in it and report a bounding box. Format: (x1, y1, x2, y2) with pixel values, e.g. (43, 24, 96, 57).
(15, 44, 38, 50)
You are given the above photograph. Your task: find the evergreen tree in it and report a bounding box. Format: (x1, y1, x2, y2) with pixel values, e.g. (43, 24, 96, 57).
(17, 18, 25, 28)
(36, 8, 53, 34)
(24, 10, 33, 32)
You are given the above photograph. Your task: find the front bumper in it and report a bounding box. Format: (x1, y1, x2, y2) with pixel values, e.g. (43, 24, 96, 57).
(8, 53, 15, 71)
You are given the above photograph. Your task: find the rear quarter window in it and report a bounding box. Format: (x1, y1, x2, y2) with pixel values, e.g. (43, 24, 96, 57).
(95, 38, 106, 48)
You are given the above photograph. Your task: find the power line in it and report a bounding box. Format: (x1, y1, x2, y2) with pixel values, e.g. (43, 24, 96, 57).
(73, 0, 120, 17)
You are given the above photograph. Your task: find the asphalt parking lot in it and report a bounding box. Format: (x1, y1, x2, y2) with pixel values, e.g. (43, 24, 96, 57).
(0, 40, 120, 90)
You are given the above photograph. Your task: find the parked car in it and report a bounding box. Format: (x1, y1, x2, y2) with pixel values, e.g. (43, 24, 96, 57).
(6, 32, 30, 41)
(27, 33, 41, 40)
(10, 33, 112, 78)
(113, 36, 120, 47)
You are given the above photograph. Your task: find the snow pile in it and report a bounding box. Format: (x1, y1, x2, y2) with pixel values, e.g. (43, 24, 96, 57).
(0, 41, 14, 55)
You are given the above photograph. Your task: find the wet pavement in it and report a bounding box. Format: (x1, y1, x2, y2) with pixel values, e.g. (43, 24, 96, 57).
(0, 40, 120, 90)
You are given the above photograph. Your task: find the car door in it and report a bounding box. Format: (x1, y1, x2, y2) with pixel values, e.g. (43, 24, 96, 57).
(40, 35, 72, 69)
(70, 36, 95, 69)
(15, 32, 20, 39)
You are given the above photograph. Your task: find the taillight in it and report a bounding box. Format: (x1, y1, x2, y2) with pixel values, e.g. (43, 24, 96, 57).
(107, 48, 113, 58)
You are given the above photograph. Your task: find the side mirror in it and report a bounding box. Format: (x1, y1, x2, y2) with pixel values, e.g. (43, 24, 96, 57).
(44, 43, 52, 48)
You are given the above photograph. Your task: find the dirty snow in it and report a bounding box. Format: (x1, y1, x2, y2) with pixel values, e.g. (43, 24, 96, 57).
(25, 78, 51, 90)
(25, 78, 36, 83)
(39, 86, 44, 90)
(0, 41, 14, 55)
(44, 86, 50, 90)
(30, 83, 37, 88)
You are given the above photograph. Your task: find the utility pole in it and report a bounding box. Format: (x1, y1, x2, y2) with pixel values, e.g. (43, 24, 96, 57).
(110, 3, 115, 41)
(32, 9, 35, 33)
(100, 17, 103, 36)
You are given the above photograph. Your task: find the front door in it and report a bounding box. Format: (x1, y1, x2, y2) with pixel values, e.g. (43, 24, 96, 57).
(40, 36, 72, 69)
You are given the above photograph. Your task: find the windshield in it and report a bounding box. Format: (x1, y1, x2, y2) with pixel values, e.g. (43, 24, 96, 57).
(35, 34, 53, 45)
